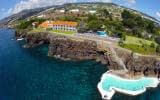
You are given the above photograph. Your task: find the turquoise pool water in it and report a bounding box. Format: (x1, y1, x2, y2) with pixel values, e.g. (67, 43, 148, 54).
(97, 31, 107, 37)
(102, 75, 155, 91)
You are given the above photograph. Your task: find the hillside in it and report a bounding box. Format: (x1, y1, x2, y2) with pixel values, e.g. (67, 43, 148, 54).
(0, 2, 159, 28)
(0, 6, 54, 28)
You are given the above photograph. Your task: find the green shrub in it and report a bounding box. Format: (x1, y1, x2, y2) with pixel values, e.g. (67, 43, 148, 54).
(150, 43, 155, 48)
(156, 45, 160, 53)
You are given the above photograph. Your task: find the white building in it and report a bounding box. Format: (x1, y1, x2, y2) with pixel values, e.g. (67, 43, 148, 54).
(39, 21, 78, 32)
(52, 21, 78, 32)
(69, 9, 79, 13)
(89, 10, 96, 14)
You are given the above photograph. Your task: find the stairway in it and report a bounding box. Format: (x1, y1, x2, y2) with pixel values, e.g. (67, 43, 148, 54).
(108, 46, 128, 72)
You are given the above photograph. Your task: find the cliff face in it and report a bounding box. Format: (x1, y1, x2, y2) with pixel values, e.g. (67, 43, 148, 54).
(20, 32, 121, 69)
(19, 32, 50, 48)
(115, 48, 160, 76)
(18, 32, 160, 77)
(49, 37, 98, 60)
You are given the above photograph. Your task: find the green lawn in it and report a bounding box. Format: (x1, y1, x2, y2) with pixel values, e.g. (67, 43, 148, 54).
(121, 36, 157, 55)
(29, 28, 75, 35)
(50, 30, 75, 35)
(122, 44, 156, 55)
(124, 36, 156, 45)
(28, 28, 46, 33)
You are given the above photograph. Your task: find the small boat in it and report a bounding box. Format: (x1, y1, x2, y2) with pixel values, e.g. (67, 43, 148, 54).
(17, 38, 24, 41)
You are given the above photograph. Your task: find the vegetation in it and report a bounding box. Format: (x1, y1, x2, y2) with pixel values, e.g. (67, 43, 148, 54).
(15, 7, 160, 55)
(29, 28, 75, 35)
(121, 10, 159, 36)
(156, 45, 160, 53)
(57, 16, 81, 22)
(16, 18, 46, 32)
(124, 36, 156, 45)
(86, 14, 103, 31)
(122, 44, 156, 55)
(155, 36, 160, 45)
(51, 30, 75, 35)
(120, 36, 157, 55)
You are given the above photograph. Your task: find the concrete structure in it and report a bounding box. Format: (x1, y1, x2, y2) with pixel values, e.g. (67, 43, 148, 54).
(55, 9, 65, 13)
(97, 71, 160, 100)
(52, 21, 78, 32)
(39, 21, 78, 32)
(69, 9, 79, 13)
(37, 14, 46, 18)
(89, 10, 96, 14)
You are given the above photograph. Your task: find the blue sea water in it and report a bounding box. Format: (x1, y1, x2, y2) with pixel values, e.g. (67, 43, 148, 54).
(0, 29, 160, 100)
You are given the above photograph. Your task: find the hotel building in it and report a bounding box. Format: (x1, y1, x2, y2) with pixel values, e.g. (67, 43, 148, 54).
(39, 21, 78, 32)
(52, 21, 78, 32)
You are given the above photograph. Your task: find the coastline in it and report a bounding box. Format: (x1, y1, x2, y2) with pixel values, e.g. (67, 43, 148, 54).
(14, 29, 160, 100)
(14, 30, 160, 77)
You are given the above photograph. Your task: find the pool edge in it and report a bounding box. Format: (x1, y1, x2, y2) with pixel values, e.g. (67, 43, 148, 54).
(97, 70, 160, 100)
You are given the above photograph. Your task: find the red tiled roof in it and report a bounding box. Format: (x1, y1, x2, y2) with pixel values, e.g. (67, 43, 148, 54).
(39, 21, 53, 28)
(52, 21, 78, 27)
(39, 21, 78, 28)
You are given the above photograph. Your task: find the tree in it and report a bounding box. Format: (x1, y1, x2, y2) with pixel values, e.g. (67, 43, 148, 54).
(98, 9, 110, 17)
(156, 45, 160, 53)
(121, 10, 134, 19)
(132, 28, 143, 37)
(122, 19, 137, 28)
(16, 18, 46, 30)
(119, 39, 124, 47)
(87, 20, 102, 31)
(58, 16, 80, 21)
(155, 36, 160, 45)
(150, 43, 155, 48)
(145, 20, 159, 34)
(135, 16, 146, 28)
(87, 14, 98, 22)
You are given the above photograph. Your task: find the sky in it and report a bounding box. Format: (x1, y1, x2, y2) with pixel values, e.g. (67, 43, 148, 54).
(0, 0, 160, 21)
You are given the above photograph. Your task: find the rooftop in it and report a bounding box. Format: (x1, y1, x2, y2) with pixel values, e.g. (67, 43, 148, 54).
(52, 21, 78, 27)
(39, 20, 78, 28)
(39, 21, 53, 28)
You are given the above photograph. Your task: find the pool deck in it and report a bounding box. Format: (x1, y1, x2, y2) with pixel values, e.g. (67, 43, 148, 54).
(97, 70, 160, 100)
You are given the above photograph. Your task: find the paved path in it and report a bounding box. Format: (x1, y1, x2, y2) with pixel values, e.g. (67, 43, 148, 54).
(71, 34, 128, 72)
(109, 45, 128, 72)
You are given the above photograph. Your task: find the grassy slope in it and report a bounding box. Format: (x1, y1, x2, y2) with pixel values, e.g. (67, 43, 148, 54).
(124, 36, 156, 45)
(122, 36, 157, 55)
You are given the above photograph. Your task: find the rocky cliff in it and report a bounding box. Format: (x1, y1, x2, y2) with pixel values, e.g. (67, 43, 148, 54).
(17, 32, 160, 77)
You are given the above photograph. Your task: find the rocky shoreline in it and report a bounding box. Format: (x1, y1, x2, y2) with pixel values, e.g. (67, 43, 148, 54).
(16, 31, 160, 78)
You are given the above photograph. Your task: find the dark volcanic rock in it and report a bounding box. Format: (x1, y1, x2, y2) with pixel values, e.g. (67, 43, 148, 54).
(49, 37, 97, 59)
(25, 32, 50, 48)
(17, 31, 160, 76)
(20, 32, 113, 67)
(115, 48, 160, 77)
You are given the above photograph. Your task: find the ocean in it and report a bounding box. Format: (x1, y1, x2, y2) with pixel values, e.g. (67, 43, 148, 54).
(0, 29, 160, 100)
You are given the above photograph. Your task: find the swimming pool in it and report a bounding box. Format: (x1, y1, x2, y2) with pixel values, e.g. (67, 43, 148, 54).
(97, 31, 107, 37)
(97, 71, 160, 100)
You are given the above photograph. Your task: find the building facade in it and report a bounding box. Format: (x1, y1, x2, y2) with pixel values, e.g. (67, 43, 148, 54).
(39, 21, 78, 32)
(52, 21, 78, 32)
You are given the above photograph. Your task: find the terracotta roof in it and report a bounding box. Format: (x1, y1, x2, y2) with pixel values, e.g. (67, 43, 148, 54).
(52, 21, 78, 27)
(39, 21, 78, 28)
(39, 21, 53, 28)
